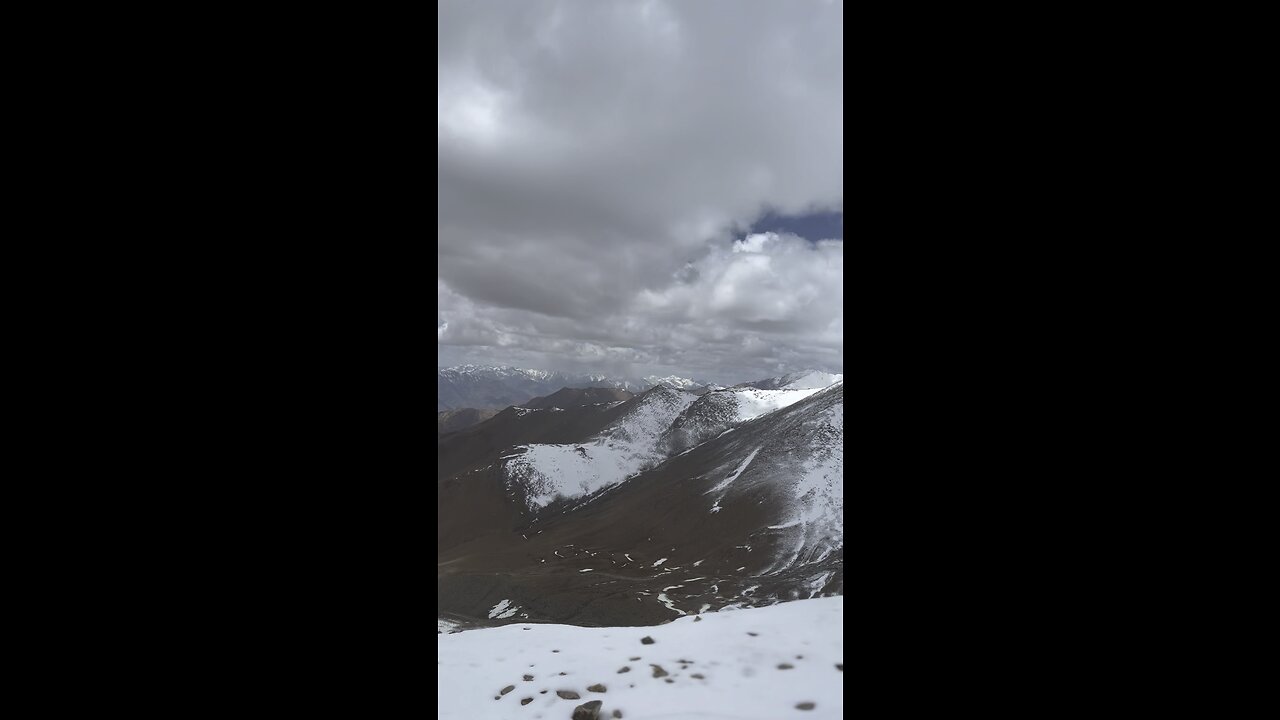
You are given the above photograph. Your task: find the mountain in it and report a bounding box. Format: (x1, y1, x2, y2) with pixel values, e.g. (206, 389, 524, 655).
(503, 385, 700, 509)
(438, 365, 644, 411)
(643, 375, 711, 391)
(438, 408, 499, 435)
(437, 371, 843, 627)
(524, 387, 634, 410)
(734, 369, 843, 391)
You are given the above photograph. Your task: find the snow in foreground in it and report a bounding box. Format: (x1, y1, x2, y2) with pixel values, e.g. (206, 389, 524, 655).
(438, 596, 843, 719)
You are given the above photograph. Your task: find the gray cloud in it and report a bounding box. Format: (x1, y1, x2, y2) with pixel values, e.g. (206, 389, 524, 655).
(438, 0, 842, 384)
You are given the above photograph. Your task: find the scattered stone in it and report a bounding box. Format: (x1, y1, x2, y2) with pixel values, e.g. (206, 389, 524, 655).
(587, 683, 607, 693)
(678, 658, 692, 663)
(557, 690, 581, 700)
(553, 650, 560, 653)
(640, 636, 655, 645)
(796, 655, 804, 659)
(629, 656, 641, 661)
(617, 666, 630, 673)
(521, 698, 533, 706)
(523, 627, 530, 630)
(746, 632, 758, 637)
(796, 702, 816, 711)
(524, 674, 534, 681)
(559, 672, 567, 675)
(540, 690, 548, 694)
(664, 678, 674, 684)
(501, 685, 516, 695)
(691, 673, 705, 679)
(835, 664, 843, 671)
(693, 616, 702, 622)
(572, 700, 603, 720)
(613, 711, 623, 719)
(650, 664, 668, 678)
(493, 696, 499, 700)
(777, 663, 794, 670)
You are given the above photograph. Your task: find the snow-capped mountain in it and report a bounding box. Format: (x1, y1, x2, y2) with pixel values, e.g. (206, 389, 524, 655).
(735, 369, 844, 391)
(659, 382, 832, 456)
(642, 375, 709, 391)
(502, 385, 699, 509)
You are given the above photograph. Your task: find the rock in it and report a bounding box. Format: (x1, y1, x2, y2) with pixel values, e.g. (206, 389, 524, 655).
(691, 673, 705, 679)
(835, 664, 843, 671)
(629, 656, 641, 661)
(613, 711, 623, 718)
(557, 690, 581, 700)
(520, 698, 533, 706)
(796, 702, 816, 710)
(796, 655, 804, 659)
(500, 685, 515, 695)
(540, 690, 547, 694)
(587, 683, 607, 693)
(694, 616, 702, 622)
(777, 663, 794, 670)
(559, 672, 567, 675)
(746, 632, 758, 636)
(493, 696, 499, 700)
(553, 649, 560, 653)
(523, 674, 534, 681)
(664, 678, 674, 684)
(640, 636, 655, 645)
(617, 666, 630, 673)
(571, 700, 603, 720)
(650, 664, 668, 678)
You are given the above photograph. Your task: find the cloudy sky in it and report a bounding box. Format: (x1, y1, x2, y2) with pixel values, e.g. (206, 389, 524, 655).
(438, 0, 842, 385)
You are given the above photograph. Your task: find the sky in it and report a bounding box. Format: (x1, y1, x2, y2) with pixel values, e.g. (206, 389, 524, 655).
(438, 0, 843, 385)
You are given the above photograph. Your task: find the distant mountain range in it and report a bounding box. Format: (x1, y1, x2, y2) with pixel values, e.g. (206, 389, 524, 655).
(437, 365, 718, 411)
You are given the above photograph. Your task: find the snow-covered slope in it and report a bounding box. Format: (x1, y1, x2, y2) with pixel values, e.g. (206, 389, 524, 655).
(735, 369, 843, 391)
(503, 386, 699, 509)
(702, 381, 844, 574)
(438, 596, 844, 720)
(660, 377, 839, 456)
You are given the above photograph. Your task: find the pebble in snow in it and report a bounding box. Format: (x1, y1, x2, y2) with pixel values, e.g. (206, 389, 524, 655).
(777, 663, 794, 670)
(500, 685, 515, 695)
(557, 690, 581, 700)
(796, 702, 816, 710)
(650, 664, 669, 678)
(587, 683, 607, 693)
(640, 636, 655, 645)
(571, 700, 603, 720)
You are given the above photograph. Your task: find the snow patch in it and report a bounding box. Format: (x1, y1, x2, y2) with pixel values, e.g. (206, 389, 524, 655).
(487, 599, 520, 620)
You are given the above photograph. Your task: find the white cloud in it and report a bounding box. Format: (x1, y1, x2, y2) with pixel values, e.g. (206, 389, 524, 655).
(437, 0, 842, 382)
